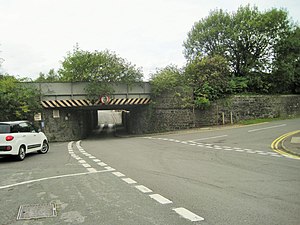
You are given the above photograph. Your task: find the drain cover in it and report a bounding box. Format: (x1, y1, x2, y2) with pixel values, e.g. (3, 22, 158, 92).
(17, 203, 57, 220)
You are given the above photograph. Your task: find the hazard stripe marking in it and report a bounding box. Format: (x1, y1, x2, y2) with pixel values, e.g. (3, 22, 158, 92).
(41, 98, 151, 108)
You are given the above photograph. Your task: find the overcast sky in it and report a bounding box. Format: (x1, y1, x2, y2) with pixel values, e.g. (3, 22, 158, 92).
(0, 0, 299, 80)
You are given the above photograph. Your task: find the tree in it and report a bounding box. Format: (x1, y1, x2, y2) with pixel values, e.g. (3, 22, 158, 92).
(35, 69, 60, 82)
(184, 5, 297, 93)
(272, 27, 300, 93)
(185, 55, 230, 107)
(59, 45, 143, 83)
(58, 45, 143, 100)
(150, 65, 182, 96)
(0, 75, 41, 121)
(150, 65, 193, 107)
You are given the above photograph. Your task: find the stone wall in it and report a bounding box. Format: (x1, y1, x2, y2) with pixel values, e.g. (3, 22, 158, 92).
(42, 109, 95, 142)
(134, 94, 300, 134)
(195, 95, 300, 126)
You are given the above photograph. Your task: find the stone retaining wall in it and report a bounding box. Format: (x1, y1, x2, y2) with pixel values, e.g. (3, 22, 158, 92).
(137, 95, 300, 134)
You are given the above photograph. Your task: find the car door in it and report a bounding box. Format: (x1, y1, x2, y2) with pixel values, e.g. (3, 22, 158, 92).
(18, 122, 41, 153)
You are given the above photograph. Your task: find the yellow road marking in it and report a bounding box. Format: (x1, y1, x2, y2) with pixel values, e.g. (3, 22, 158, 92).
(271, 130, 300, 159)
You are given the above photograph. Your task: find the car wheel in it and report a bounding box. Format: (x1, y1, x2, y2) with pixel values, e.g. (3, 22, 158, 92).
(38, 141, 49, 154)
(16, 146, 26, 161)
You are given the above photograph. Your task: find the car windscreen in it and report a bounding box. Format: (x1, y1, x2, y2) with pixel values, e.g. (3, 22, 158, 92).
(0, 124, 11, 133)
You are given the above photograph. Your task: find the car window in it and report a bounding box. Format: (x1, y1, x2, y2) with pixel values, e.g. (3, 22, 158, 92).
(0, 124, 10, 133)
(11, 125, 19, 133)
(19, 122, 31, 133)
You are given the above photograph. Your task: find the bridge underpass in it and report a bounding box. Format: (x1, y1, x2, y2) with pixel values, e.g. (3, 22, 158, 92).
(28, 82, 152, 141)
(41, 98, 151, 140)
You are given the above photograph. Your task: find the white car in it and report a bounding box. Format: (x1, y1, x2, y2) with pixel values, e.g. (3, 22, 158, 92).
(0, 121, 49, 161)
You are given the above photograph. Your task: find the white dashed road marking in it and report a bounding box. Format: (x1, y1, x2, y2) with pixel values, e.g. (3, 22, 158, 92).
(112, 172, 125, 177)
(70, 140, 206, 223)
(122, 178, 137, 184)
(149, 194, 173, 204)
(143, 137, 288, 159)
(173, 207, 204, 222)
(104, 166, 115, 171)
(135, 185, 153, 193)
(93, 159, 101, 162)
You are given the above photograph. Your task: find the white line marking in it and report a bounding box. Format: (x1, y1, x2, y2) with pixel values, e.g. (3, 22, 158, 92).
(173, 207, 204, 222)
(89, 156, 96, 159)
(248, 124, 286, 132)
(149, 194, 172, 204)
(93, 159, 101, 162)
(190, 135, 228, 142)
(87, 168, 97, 173)
(0, 170, 110, 190)
(78, 160, 86, 164)
(246, 151, 256, 154)
(98, 162, 107, 166)
(258, 152, 269, 155)
(82, 164, 91, 168)
(122, 178, 137, 184)
(112, 172, 125, 177)
(104, 167, 115, 171)
(135, 185, 153, 193)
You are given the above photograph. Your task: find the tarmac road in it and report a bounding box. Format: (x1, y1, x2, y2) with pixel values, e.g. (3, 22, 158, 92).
(0, 118, 299, 225)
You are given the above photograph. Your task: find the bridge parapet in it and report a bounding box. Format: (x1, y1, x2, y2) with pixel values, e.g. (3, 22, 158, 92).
(25, 82, 151, 100)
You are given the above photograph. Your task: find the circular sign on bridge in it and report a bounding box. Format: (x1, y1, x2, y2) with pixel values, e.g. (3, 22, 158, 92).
(100, 96, 110, 105)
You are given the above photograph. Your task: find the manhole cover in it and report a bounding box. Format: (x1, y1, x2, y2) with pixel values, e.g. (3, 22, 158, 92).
(17, 203, 57, 220)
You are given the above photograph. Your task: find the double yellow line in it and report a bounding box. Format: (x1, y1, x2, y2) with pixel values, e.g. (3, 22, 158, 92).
(271, 130, 300, 159)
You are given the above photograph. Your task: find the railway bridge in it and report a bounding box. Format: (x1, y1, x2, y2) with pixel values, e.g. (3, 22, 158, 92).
(27, 82, 152, 141)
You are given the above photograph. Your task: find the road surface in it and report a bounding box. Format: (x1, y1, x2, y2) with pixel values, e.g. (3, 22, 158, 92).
(0, 118, 299, 224)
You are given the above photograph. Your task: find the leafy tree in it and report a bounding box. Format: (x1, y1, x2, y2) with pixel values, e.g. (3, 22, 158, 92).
(35, 69, 60, 82)
(59, 46, 143, 83)
(150, 65, 193, 107)
(184, 5, 297, 93)
(272, 27, 300, 93)
(0, 75, 41, 121)
(150, 65, 182, 96)
(185, 55, 230, 107)
(58, 45, 143, 100)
